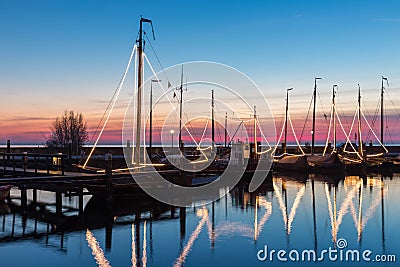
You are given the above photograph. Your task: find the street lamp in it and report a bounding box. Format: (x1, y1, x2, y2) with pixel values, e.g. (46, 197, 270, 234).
(170, 130, 174, 148)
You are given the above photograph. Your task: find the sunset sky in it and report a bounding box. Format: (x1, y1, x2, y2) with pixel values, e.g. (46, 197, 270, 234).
(1, 0, 400, 146)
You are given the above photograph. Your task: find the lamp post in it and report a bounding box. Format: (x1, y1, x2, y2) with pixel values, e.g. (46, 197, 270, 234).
(170, 130, 175, 148)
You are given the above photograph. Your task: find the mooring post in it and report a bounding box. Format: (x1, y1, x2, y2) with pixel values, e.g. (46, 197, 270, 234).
(12, 155, 16, 176)
(2, 154, 5, 174)
(180, 207, 186, 239)
(60, 232, 64, 249)
(32, 189, 37, 205)
(21, 187, 27, 210)
(11, 212, 16, 237)
(126, 140, 132, 165)
(78, 185, 84, 217)
(105, 153, 113, 191)
(105, 224, 113, 251)
(60, 153, 65, 175)
(2, 214, 5, 231)
(6, 140, 10, 161)
(22, 215, 27, 237)
(56, 192, 62, 215)
(46, 223, 50, 244)
(34, 155, 38, 176)
(104, 153, 113, 232)
(46, 156, 50, 175)
(369, 140, 373, 154)
(23, 152, 28, 177)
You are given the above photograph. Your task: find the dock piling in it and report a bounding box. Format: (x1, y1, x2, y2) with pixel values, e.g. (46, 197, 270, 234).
(32, 189, 37, 205)
(20, 187, 27, 210)
(23, 152, 27, 177)
(105, 154, 113, 193)
(6, 140, 10, 160)
(78, 185, 83, 217)
(34, 155, 38, 176)
(60, 153, 65, 175)
(56, 192, 62, 215)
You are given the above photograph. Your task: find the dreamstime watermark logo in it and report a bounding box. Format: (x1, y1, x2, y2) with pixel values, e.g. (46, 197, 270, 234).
(122, 61, 276, 206)
(257, 238, 397, 263)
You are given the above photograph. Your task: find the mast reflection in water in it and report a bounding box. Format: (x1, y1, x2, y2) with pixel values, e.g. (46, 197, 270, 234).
(0, 173, 398, 267)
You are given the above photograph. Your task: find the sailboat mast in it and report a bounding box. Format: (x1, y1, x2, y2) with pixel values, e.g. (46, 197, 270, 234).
(150, 82, 153, 156)
(380, 76, 388, 151)
(211, 90, 215, 149)
(333, 85, 338, 150)
(358, 84, 364, 159)
(312, 78, 321, 155)
(135, 19, 144, 166)
(178, 65, 184, 149)
(134, 17, 154, 167)
(284, 88, 293, 154)
(254, 106, 257, 155)
(224, 112, 227, 148)
(381, 77, 384, 146)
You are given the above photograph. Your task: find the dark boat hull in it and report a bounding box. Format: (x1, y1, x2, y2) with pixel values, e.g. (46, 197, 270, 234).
(273, 155, 309, 172)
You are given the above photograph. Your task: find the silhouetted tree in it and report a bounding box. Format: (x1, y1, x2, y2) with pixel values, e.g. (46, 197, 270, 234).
(46, 110, 88, 154)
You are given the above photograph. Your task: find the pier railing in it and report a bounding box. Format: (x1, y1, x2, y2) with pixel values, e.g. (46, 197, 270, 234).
(0, 152, 67, 176)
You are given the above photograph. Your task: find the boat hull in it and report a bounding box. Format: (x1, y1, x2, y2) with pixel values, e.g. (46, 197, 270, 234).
(273, 155, 309, 172)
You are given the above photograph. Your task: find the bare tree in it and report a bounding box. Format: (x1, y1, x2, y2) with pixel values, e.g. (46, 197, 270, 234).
(46, 110, 88, 154)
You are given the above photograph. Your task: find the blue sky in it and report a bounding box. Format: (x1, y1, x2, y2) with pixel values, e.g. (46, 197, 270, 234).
(1, 0, 400, 144)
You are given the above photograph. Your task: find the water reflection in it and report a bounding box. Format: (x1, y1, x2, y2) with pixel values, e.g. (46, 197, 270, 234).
(174, 208, 209, 267)
(0, 172, 398, 266)
(86, 230, 111, 267)
(273, 180, 306, 235)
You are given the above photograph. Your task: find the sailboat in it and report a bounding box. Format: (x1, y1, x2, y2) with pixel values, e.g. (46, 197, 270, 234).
(306, 80, 344, 173)
(273, 88, 309, 172)
(365, 76, 393, 172)
(338, 84, 367, 176)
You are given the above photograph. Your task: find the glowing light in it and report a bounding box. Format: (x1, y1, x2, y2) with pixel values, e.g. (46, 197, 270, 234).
(84, 45, 137, 168)
(174, 208, 208, 267)
(256, 117, 273, 150)
(144, 54, 202, 149)
(86, 230, 112, 267)
(325, 180, 362, 243)
(142, 221, 147, 267)
(345, 178, 383, 241)
(273, 181, 306, 234)
(288, 113, 305, 155)
(335, 108, 363, 160)
(361, 110, 389, 153)
(254, 196, 272, 240)
(132, 224, 137, 267)
(272, 118, 285, 154)
(322, 103, 334, 156)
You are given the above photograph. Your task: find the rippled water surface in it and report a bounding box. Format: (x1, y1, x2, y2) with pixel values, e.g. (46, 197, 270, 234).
(0, 173, 399, 267)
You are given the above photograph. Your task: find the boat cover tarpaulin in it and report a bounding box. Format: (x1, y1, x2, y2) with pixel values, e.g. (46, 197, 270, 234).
(307, 153, 338, 165)
(274, 155, 309, 172)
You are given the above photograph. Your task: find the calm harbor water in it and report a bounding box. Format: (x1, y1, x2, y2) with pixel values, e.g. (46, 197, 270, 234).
(0, 173, 399, 267)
